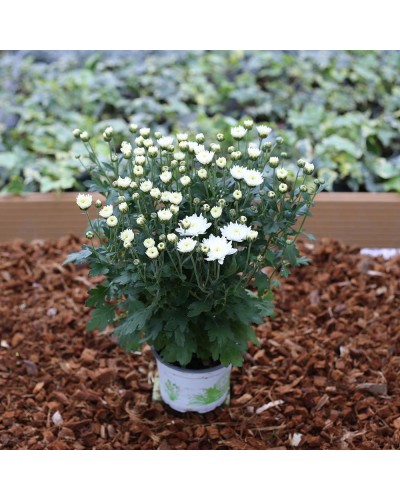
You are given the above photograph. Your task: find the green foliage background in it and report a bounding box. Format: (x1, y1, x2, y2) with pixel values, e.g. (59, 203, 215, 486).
(1, 50, 400, 194)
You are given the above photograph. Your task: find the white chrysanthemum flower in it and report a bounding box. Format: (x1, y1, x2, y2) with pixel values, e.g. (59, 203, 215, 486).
(169, 192, 183, 205)
(269, 156, 280, 168)
(99, 205, 113, 218)
(202, 234, 237, 265)
(76, 193, 92, 210)
(134, 147, 145, 156)
(146, 247, 159, 259)
(116, 176, 132, 189)
(143, 238, 156, 248)
(233, 189, 242, 200)
(257, 125, 272, 138)
(230, 165, 248, 180)
(247, 230, 258, 241)
(176, 214, 212, 237)
(136, 215, 145, 225)
(123, 240, 132, 249)
(174, 152, 185, 162)
(140, 179, 153, 192)
(157, 136, 174, 149)
(210, 206, 222, 219)
(160, 171, 172, 183)
(119, 202, 128, 213)
(143, 138, 153, 148)
(130, 181, 138, 189)
(167, 233, 178, 243)
(148, 146, 158, 157)
(194, 144, 205, 155)
(157, 209, 173, 222)
(120, 141, 133, 158)
(106, 215, 118, 227)
(180, 175, 191, 187)
(216, 157, 227, 168)
(104, 126, 113, 137)
(188, 141, 199, 153)
(177, 238, 197, 253)
(140, 127, 150, 137)
(196, 150, 214, 165)
(120, 229, 135, 243)
(170, 204, 179, 215)
(161, 191, 171, 202)
(276, 168, 288, 180)
(133, 165, 144, 177)
(150, 188, 161, 199)
(231, 126, 247, 139)
(279, 183, 288, 193)
(244, 119, 254, 128)
(177, 133, 188, 142)
(220, 222, 251, 243)
(304, 162, 315, 174)
(248, 146, 261, 159)
(135, 136, 144, 146)
(197, 168, 208, 180)
(243, 169, 264, 187)
(135, 155, 146, 166)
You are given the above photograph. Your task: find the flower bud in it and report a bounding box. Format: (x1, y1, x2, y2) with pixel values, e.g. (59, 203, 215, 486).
(140, 128, 150, 138)
(218, 199, 226, 207)
(157, 242, 166, 251)
(297, 159, 306, 168)
(278, 183, 288, 193)
(247, 230, 258, 241)
(123, 240, 132, 249)
(203, 204, 210, 212)
(244, 119, 254, 129)
(228, 146, 235, 154)
(167, 233, 178, 244)
(193, 197, 200, 205)
(216, 157, 227, 169)
(170, 204, 179, 215)
(281, 152, 288, 159)
(300, 184, 308, 192)
(86, 231, 94, 239)
(276, 136, 284, 145)
(135, 136, 144, 146)
(154, 131, 162, 139)
(262, 142, 272, 151)
(129, 123, 138, 133)
(257, 255, 264, 262)
(80, 131, 90, 142)
(314, 179, 321, 186)
(229, 208, 236, 217)
(171, 160, 178, 168)
(73, 128, 82, 138)
(197, 169, 208, 180)
(132, 192, 139, 200)
(182, 218, 191, 229)
(259, 190, 265, 196)
(239, 216, 247, 224)
(196, 133, 205, 144)
(251, 205, 258, 213)
(268, 191, 276, 199)
(179, 141, 189, 152)
(95, 199, 102, 208)
(210, 143, 221, 153)
(148, 146, 158, 158)
(231, 151, 242, 160)
(133, 259, 140, 265)
(119, 202, 128, 213)
(304, 162, 315, 175)
(269, 156, 280, 168)
(201, 244, 209, 253)
(217, 133, 225, 142)
(233, 190, 242, 200)
(179, 165, 186, 173)
(136, 215, 146, 226)
(117, 196, 125, 203)
(111, 154, 118, 163)
(167, 145, 175, 152)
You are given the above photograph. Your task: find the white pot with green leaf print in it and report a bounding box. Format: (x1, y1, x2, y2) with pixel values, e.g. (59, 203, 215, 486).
(154, 350, 231, 413)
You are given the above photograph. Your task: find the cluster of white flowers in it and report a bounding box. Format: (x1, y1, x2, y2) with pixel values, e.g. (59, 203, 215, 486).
(230, 165, 264, 187)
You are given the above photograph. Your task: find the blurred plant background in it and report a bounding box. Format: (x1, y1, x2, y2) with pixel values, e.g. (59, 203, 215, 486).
(1, 50, 400, 195)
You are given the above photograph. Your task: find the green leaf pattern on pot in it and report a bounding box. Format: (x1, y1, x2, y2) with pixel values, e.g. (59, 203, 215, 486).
(189, 373, 230, 405)
(164, 379, 179, 401)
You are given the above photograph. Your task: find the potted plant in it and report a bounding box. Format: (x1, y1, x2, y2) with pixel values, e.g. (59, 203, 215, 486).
(66, 120, 321, 413)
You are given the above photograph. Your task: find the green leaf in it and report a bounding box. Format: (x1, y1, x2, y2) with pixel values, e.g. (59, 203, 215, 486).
(86, 285, 109, 308)
(188, 300, 213, 317)
(63, 248, 91, 266)
(87, 303, 115, 332)
(253, 271, 270, 296)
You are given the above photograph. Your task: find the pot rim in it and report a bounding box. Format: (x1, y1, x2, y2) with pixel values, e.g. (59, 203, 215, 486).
(152, 347, 230, 374)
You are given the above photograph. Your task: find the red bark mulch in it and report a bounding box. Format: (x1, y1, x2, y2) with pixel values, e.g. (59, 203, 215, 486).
(0, 236, 399, 450)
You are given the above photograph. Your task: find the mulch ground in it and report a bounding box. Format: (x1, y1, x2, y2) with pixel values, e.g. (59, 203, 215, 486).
(0, 236, 399, 450)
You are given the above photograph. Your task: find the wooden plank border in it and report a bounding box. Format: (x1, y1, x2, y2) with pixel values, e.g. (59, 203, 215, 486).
(1, 192, 400, 247)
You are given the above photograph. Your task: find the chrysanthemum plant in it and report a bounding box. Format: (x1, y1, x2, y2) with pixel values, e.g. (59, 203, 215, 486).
(67, 121, 321, 367)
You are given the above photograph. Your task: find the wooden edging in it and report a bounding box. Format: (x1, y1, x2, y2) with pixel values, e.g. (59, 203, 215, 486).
(1, 192, 400, 247)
